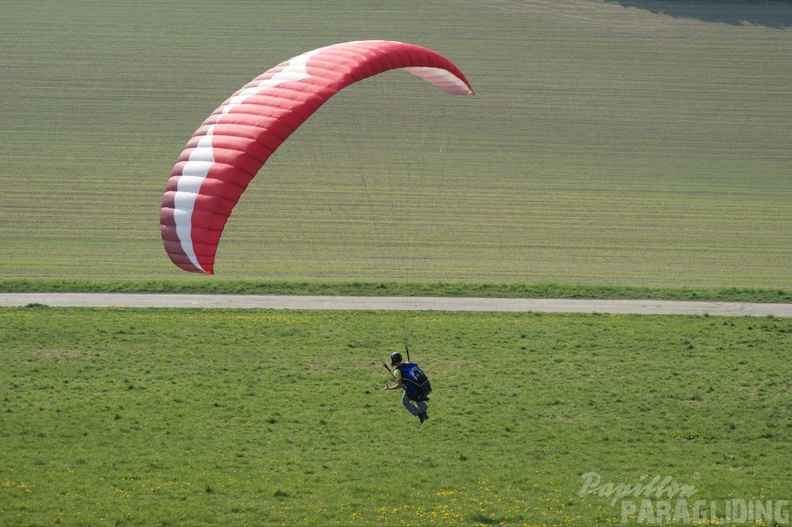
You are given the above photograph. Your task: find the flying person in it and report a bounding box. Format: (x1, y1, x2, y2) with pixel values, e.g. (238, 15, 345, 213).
(383, 352, 432, 424)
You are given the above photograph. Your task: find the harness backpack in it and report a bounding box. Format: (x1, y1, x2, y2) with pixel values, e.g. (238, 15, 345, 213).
(397, 362, 432, 402)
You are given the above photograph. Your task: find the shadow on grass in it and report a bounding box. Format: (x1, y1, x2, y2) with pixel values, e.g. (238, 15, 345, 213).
(604, 0, 792, 28)
(471, 513, 511, 525)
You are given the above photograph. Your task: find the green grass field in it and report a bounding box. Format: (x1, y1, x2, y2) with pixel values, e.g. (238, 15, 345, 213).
(2, 307, 791, 526)
(2, 2, 792, 526)
(1, 0, 790, 288)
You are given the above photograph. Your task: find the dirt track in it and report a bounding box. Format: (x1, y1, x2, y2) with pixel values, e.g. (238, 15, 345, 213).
(1, 293, 791, 317)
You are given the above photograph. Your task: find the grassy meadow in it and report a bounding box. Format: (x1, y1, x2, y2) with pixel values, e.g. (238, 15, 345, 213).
(2, 307, 791, 526)
(2, 2, 792, 526)
(0, 0, 790, 288)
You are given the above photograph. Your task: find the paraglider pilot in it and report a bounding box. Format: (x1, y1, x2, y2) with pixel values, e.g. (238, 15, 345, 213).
(383, 352, 431, 424)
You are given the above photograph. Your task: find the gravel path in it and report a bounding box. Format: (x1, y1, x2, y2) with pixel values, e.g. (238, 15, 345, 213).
(1, 293, 791, 317)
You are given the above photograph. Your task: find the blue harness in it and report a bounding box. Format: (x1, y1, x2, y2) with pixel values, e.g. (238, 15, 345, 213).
(397, 362, 432, 402)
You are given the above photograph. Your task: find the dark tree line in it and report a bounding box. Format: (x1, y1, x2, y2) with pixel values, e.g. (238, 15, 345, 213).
(604, 0, 792, 28)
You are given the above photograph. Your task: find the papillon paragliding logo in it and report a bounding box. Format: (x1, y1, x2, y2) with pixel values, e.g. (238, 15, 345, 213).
(580, 472, 790, 525)
(160, 40, 473, 275)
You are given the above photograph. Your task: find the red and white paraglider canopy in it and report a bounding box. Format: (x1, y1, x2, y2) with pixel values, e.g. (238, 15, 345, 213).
(160, 40, 474, 274)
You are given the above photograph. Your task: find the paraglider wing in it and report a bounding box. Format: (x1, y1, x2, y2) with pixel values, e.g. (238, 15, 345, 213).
(160, 40, 473, 274)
